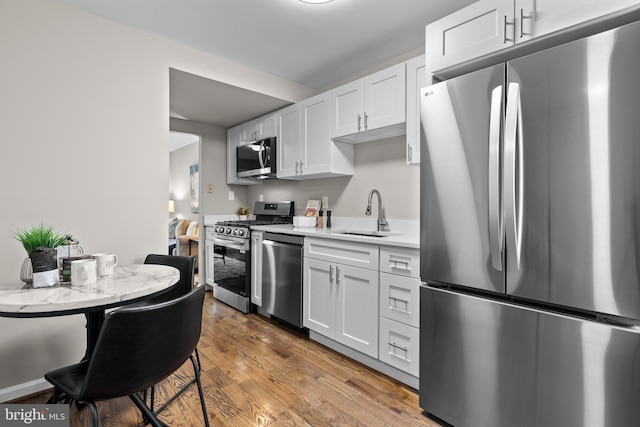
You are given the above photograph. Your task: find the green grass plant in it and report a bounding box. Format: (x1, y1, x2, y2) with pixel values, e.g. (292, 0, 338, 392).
(13, 224, 69, 255)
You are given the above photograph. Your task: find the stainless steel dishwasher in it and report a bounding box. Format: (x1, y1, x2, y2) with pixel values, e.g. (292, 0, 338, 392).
(261, 232, 304, 328)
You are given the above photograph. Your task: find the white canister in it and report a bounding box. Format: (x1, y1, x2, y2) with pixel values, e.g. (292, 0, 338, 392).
(71, 259, 97, 286)
(91, 253, 118, 276)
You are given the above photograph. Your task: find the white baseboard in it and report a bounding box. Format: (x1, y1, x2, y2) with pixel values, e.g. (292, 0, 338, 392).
(0, 378, 50, 403)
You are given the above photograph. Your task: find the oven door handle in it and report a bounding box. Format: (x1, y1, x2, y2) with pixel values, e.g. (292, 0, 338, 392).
(213, 236, 248, 251)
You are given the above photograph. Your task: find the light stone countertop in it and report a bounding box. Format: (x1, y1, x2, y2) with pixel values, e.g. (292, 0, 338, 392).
(251, 217, 419, 249)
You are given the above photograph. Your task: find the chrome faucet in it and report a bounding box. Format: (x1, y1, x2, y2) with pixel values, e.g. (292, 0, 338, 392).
(366, 189, 389, 231)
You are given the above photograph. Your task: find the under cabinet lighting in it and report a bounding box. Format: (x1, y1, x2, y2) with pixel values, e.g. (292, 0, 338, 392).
(300, 0, 334, 4)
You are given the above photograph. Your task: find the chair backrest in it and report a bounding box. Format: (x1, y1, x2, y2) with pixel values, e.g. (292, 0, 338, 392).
(80, 286, 206, 401)
(144, 254, 195, 300)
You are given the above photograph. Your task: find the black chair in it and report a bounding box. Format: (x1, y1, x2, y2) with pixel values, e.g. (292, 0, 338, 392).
(45, 286, 209, 427)
(144, 254, 196, 302)
(142, 254, 202, 416)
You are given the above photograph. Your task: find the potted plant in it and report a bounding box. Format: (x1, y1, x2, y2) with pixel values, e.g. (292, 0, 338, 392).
(13, 224, 69, 283)
(236, 207, 249, 221)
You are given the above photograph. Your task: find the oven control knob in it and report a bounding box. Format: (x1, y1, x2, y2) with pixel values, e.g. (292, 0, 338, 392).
(238, 229, 245, 237)
(226, 227, 232, 234)
(233, 229, 238, 235)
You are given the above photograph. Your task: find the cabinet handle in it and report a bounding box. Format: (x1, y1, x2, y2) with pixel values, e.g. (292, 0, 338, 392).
(389, 296, 410, 308)
(364, 112, 368, 130)
(408, 145, 412, 163)
(329, 265, 333, 284)
(520, 9, 524, 38)
(389, 342, 409, 360)
(503, 16, 514, 43)
(357, 114, 362, 132)
(336, 266, 340, 285)
(295, 161, 299, 175)
(299, 160, 303, 174)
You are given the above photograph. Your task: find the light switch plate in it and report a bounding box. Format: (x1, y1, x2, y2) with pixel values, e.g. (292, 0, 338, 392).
(228, 191, 235, 201)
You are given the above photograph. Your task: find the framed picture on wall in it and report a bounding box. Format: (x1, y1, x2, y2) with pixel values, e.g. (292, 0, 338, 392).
(190, 163, 199, 213)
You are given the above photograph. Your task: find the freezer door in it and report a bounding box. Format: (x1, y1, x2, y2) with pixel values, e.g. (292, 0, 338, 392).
(506, 20, 640, 319)
(420, 286, 640, 427)
(420, 64, 505, 293)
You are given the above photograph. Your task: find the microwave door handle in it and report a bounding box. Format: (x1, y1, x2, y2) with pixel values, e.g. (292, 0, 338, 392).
(258, 140, 266, 169)
(504, 82, 524, 271)
(489, 85, 504, 272)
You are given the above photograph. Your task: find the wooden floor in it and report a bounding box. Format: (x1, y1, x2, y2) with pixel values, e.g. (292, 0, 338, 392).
(15, 291, 441, 426)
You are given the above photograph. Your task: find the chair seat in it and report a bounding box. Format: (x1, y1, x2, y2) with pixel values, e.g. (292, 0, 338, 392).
(45, 361, 90, 400)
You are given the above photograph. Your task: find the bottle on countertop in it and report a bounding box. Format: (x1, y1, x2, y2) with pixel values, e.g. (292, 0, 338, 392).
(326, 210, 332, 229)
(317, 211, 324, 228)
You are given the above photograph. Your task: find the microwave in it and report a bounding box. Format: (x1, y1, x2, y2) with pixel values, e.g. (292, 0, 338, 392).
(236, 137, 277, 179)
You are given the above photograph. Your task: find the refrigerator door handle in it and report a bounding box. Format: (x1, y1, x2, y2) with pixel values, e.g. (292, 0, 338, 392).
(504, 82, 524, 270)
(489, 85, 504, 271)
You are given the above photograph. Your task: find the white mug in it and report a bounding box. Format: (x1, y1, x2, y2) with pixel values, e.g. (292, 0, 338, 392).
(71, 259, 97, 286)
(92, 253, 118, 276)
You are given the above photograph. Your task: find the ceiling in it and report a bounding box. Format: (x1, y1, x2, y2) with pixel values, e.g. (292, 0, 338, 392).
(56, 0, 475, 130)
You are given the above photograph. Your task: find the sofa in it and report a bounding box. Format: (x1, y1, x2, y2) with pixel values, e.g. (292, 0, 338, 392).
(168, 218, 199, 267)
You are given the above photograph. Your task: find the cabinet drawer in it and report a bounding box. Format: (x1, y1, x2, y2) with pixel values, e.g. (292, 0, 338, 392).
(379, 246, 419, 278)
(379, 317, 419, 377)
(304, 238, 379, 270)
(380, 272, 420, 327)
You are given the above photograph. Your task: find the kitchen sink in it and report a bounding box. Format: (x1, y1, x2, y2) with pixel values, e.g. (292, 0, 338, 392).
(329, 229, 400, 238)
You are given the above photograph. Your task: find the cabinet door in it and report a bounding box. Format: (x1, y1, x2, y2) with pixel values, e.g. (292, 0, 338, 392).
(250, 231, 263, 305)
(427, 0, 513, 73)
(520, 0, 640, 42)
(276, 104, 299, 178)
(205, 239, 215, 286)
(303, 257, 336, 338)
(405, 55, 428, 165)
(380, 273, 420, 328)
(257, 112, 277, 139)
(335, 264, 379, 358)
(241, 119, 258, 142)
(300, 92, 332, 176)
(363, 62, 406, 131)
(331, 78, 364, 138)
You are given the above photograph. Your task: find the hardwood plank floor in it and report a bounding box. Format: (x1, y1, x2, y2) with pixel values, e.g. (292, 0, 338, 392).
(14, 291, 441, 426)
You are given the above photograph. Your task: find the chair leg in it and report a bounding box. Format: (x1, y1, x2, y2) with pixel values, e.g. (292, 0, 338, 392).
(130, 393, 167, 427)
(190, 354, 210, 427)
(46, 388, 62, 404)
(87, 402, 99, 427)
(195, 347, 202, 373)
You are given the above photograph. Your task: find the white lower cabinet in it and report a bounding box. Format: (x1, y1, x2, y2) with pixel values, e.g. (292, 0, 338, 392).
(379, 317, 419, 377)
(378, 247, 420, 379)
(304, 239, 379, 358)
(304, 258, 379, 358)
(303, 238, 420, 386)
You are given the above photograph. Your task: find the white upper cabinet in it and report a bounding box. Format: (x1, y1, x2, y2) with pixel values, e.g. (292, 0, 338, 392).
(242, 112, 277, 142)
(427, 0, 640, 74)
(276, 103, 300, 178)
(277, 92, 354, 180)
(331, 63, 406, 143)
(405, 54, 428, 165)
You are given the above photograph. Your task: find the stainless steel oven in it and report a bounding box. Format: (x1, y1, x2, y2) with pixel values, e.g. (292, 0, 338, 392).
(211, 201, 294, 313)
(212, 231, 251, 313)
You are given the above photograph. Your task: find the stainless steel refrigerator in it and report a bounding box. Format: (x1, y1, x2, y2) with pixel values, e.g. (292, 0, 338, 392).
(419, 20, 640, 427)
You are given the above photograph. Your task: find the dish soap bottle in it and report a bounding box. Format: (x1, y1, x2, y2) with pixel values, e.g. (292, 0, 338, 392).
(326, 210, 332, 229)
(317, 211, 324, 228)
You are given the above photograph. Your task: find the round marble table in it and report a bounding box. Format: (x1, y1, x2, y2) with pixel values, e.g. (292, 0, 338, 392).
(0, 264, 180, 357)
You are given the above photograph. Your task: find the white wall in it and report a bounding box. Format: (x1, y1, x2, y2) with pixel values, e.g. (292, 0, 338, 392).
(0, 0, 313, 397)
(247, 136, 420, 220)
